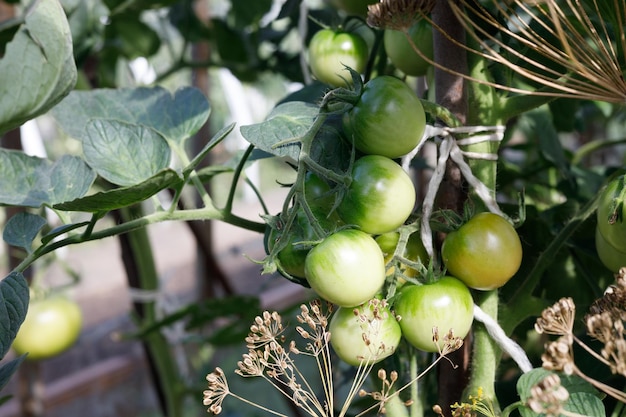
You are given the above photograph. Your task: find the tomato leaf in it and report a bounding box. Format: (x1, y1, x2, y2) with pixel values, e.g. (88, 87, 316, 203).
(82, 119, 171, 186)
(51, 86, 210, 148)
(53, 169, 182, 212)
(0, 272, 29, 359)
(0, 0, 77, 135)
(240, 101, 319, 159)
(2, 213, 47, 253)
(0, 150, 96, 208)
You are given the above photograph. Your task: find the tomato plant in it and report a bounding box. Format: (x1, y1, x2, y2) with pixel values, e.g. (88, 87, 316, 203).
(596, 175, 626, 251)
(343, 75, 426, 158)
(393, 276, 473, 352)
(329, 298, 401, 365)
(384, 20, 434, 77)
(12, 296, 82, 361)
(304, 229, 385, 307)
(308, 29, 369, 88)
(441, 212, 523, 290)
(337, 155, 416, 235)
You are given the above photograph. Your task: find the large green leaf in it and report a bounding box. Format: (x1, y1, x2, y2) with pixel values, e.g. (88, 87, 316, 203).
(0, 150, 96, 207)
(53, 169, 182, 212)
(51, 86, 210, 147)
(0, 0, 77, 135)
(0, 272, 29, 359)
(82, 119, 171, 186)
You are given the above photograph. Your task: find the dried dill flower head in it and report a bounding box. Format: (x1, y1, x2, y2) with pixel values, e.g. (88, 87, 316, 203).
(367, 0, 435, 30)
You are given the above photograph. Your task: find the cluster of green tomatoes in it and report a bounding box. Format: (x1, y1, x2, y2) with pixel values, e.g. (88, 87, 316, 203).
(265, 67, 524, 366)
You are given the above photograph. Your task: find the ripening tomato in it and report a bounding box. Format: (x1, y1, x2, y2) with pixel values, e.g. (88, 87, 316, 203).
(394, 277, 473, 352)
(308, 29, 369, 87)
(441, 212, 522, 290)
(338, 155, 416, 235)
(12, 297, 82, 360)
(343, 75, 426, 158)
(329, 298, 401, 365)
(304, 229, 386, 307)
(384, 20, 434, 76)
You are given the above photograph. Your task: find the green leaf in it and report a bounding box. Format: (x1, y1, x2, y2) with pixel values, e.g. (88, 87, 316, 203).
(0, 272, 29, 358)
(517, 368, 605, 417)
(53, 169, 182, 212)
(0, 150, 96, 207)
(229, 0, 273, 28)
(83, 119, 171, 186)
(0, 355, 26, 392)
(240, 101, 319, 160)
(0, 0, 77, 135)
(105, 14, 160, 59)
(2, 212, 47, 253)
(51, 86, 210, 147)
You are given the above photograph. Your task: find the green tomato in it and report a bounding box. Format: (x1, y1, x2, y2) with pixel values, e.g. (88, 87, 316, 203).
(394, 277, 473, 352)
(329, 298, 401, 365)
(12, 297, 82, 360)
(338, 155, 416, 235)
(304, 229, 386, 307)
(326, 0, 378, 16)
(597, 175, 626, 251)
(595, 226, 626, 273)
(344, 76, 426, 158)
(308, 29, 369, 88)
(441, 212, 522, 290)
(384, 20, 434, 76)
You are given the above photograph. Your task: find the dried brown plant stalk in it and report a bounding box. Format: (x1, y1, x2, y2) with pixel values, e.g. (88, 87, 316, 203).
(446, 0, 626, 103)
(368, 0, 626, 103)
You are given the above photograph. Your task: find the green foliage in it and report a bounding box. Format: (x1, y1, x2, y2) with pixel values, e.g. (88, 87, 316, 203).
(0, 0, 77, 135)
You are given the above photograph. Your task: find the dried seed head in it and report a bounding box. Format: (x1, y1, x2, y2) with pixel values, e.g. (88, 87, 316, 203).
(541, 336, 574, 375)
(527, 373, 569, 417)
(535, 297, 575, 337)
(367, 0, 435, 31)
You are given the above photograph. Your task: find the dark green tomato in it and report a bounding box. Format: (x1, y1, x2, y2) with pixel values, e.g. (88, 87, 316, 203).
(384, 20, 434, 76)
(338, 155, 416, 235)
(329, 298, 401, 365)
(376, 231, 428, 280)
(345, 75, 426, 158)
(326, 0, 377, 16)
(595, 226, 626, 273)
(597, 175, 626, 251)
(308, 29, 369, 88)
(394, 277, 473, 352)
(12, 297, 82, 360)
(304, 229, 386, 307)
(441, 212, 522, 291)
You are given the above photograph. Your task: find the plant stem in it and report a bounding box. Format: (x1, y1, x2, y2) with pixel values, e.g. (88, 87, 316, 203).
(118, 205, 184, 417)
(464, 290, 501, 412)
(13, 206, 265, 275)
